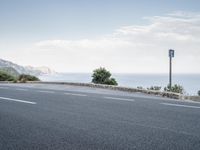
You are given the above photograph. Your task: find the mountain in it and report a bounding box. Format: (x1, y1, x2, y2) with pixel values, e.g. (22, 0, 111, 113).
(0, 59, 55, 76)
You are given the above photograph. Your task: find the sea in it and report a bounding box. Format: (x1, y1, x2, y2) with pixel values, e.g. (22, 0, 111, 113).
(39, 73, 200, 95)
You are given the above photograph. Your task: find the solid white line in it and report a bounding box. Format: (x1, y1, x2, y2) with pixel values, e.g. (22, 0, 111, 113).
(161, 103, 200, 109)
(0, 96, 36, 104)
(104, 96, 135, 102)
(64, 92, 87, 97)
(38, 90, 55, 94)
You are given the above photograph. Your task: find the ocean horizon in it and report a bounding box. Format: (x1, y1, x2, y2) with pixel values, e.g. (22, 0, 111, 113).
(39, 73, 200, 95)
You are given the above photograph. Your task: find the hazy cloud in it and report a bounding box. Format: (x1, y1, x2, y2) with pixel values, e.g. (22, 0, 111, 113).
(8, 12, 200, 73)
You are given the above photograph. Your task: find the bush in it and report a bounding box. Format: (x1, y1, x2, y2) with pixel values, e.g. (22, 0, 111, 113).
(18, 74, 40, 82)
(198, 90, 200, 96)
(0, 71, 16, 81)
(104, 78, 118, 85)
(147, 86, 161, 91)
(164, 84, 184, 94)
(92, 67, 118, 85)
(137, 86, 144, 90)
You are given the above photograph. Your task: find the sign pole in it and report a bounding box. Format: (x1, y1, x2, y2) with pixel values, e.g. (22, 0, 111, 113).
(169, 49, 174, 90)
(169, 55, 172, 89)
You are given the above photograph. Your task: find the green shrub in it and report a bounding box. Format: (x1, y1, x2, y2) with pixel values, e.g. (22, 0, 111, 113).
(92, 67, 118, 85)
(137, 86, 144, 90)
(18, 74, 40, 82)
(198, 90, 200, 96)
(104, 78, 118, 85)
(147, 86, 161, 91)
(164, 84, 184, 94)
(0, 71, 16, 81)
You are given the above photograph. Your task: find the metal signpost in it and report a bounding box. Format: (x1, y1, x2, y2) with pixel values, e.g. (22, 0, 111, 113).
(169, 49, 174, 89)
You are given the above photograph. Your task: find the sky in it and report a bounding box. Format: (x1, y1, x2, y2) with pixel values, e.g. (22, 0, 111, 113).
(0, 0, 200, 73)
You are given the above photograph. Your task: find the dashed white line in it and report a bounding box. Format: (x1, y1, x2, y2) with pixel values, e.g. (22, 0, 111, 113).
(38, 90, 55, 94)
(64, 92, 87, 97)
(104, 96, 135, 102)
(0, 87, 9, 89)
(0, 96, 36, 104)
(161, 103, 200, 109)
(15, 88, 28, 91)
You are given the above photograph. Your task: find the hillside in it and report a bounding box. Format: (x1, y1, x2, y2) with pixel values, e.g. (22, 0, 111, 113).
(0, 59, 55, 76)
(0, 70, 16, 81)
(0, 67, 20, 77)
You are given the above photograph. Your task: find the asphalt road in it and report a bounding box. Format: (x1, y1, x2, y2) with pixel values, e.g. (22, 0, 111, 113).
(0, 83, 200, 150)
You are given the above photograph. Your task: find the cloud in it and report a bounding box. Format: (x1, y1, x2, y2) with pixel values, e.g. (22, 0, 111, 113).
(20, 12, 200, 73)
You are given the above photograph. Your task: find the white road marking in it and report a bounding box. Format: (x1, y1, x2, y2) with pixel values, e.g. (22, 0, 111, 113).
(15, 88, 28, 91)
(38, 90, 55, 94)
(0, 87, 9, 89)
(161, 103, 200, 109)
(0, 96, 36, 104)
(64, 92, 87, 97)
(104, 96, 135, 102)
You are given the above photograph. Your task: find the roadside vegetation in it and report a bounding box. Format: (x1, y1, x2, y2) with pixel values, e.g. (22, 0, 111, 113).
(0, 71, 39, 83)
(92, 67, 118, 85)
(137, 86, 145, 90)
(147, 86, 161, 91)
(18, 74, 40, 82)
(0, 71, 16, 81)
(138, 84, 185, 94)
(164, 84, 184, 94)
(198, 90, 200, 96)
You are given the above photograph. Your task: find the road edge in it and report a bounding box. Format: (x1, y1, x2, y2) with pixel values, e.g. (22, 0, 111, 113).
(22, 81, 182, 99)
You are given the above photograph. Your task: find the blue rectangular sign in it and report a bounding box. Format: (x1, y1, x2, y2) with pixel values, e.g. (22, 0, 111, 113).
(169, 49, 174, 58)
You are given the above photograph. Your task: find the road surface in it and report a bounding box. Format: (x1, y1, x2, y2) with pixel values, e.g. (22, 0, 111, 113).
(0, 83, 200, 150)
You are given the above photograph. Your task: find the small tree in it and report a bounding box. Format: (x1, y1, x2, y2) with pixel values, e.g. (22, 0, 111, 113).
(164, 84, 184, 94)
(92, 67, 118, 85)
(18, 74, 40, 82)
(198, 90, 200, 96)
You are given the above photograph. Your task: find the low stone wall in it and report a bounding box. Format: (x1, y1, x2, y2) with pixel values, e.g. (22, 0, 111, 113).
(25, 81, 182, 99)
(183, 96, 200, 102)
(0, 81, 13, 83)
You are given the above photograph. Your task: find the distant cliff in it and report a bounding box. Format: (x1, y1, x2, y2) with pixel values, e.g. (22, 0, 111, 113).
(25, 66, 56, 75)
(0, 58, 56, 76)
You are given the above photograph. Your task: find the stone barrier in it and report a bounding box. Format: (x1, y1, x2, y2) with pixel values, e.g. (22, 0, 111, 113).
(25, 81, 182, 99)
